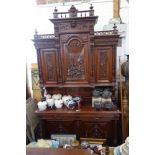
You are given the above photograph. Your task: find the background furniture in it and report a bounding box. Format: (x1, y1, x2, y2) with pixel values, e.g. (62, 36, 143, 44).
(33, 5, 121, 146)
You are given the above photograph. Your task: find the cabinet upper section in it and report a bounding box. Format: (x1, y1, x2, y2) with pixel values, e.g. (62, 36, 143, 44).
(33, 5, 120, 87)
(33, 4, 119, 48)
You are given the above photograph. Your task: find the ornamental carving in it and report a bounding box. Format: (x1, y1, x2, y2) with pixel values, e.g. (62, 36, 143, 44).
(66, 39, 85, 80)
(67, 39, 83, 53)
(69, 5, 78, 18)
(86, 123, 105, 138)
(100, 51, 107, 79)
(59, 22, 89, 33)
(60, 34, 72, 43)
(70, 20, 77, 28)
(60, 34, 88, 43)
(46, 54, 53, 80)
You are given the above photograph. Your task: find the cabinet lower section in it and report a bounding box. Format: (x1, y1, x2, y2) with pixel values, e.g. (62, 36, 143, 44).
(36, 107, 121, 146)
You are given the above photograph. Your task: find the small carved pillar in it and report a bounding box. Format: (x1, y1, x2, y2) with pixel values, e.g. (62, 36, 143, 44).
(53, 7, 58, 18)
(113, 23, 118, 34)
(34, 29, 38, 39)
(89, 4, 94, 16)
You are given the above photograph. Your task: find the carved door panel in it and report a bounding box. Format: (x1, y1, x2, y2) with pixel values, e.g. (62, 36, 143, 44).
(40, 49, 58, 86)
(82, 122, 108, 138)
(95, 47, 113, 83)
(80, 121, 114, 145)
(61, 37, 90, 86)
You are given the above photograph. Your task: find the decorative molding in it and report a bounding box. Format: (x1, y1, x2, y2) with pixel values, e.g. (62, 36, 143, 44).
(60, 34, 88, 43)
(59, 22, 89, 33)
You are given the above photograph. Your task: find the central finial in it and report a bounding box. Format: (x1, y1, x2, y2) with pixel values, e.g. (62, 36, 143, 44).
(69, 5, 78, 18)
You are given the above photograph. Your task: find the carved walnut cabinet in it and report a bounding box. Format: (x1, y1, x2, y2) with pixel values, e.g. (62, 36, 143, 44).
(33, 5, 121, 146)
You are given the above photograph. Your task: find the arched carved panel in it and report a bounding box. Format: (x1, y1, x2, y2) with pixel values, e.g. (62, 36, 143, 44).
(66, 39, 85, 80)
(61, 36, 90, 84)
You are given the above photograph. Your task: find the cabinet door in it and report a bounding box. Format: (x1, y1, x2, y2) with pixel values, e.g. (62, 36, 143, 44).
(61, 37, 90, 86)
(95, 47, 113, 84)
(40, 49, 58, 86)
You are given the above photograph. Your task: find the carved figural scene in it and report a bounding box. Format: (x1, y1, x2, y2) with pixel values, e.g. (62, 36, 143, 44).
(66, 38, 85, 80)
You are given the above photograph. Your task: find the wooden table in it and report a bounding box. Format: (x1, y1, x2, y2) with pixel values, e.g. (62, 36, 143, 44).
(26, 148, 95, 155)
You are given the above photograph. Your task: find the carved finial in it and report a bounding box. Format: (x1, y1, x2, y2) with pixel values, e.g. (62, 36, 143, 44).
(113, 23, 117, 30)
(34, 29, 38, 39)
(54, 7, 58, 12)
(69, 5, 78, 18)
(90, 4, 93, 10)
(113, 23, 118, 34)
(35, 29, 38, 35)
(89, 4, 94, 16)
(54, 7, 58, 18)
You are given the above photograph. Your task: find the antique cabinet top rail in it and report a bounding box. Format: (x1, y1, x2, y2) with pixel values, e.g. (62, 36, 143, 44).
(34, 33, 55, 40)
(34, 29, 119, 41)
(94, 30, 118, 36)
(53, 4, 94, 19)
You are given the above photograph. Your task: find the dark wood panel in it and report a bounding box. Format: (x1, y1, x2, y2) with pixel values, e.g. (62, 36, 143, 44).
(95, 47, 113, 83)
(60, 34, 90, 85)
(40, 49, 58, 85)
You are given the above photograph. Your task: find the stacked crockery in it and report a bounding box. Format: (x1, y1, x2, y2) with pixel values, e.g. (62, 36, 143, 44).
(52, 94, 63, 109)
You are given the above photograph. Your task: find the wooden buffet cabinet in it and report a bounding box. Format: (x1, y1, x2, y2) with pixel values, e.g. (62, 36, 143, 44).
(33, 5, 121, 146)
